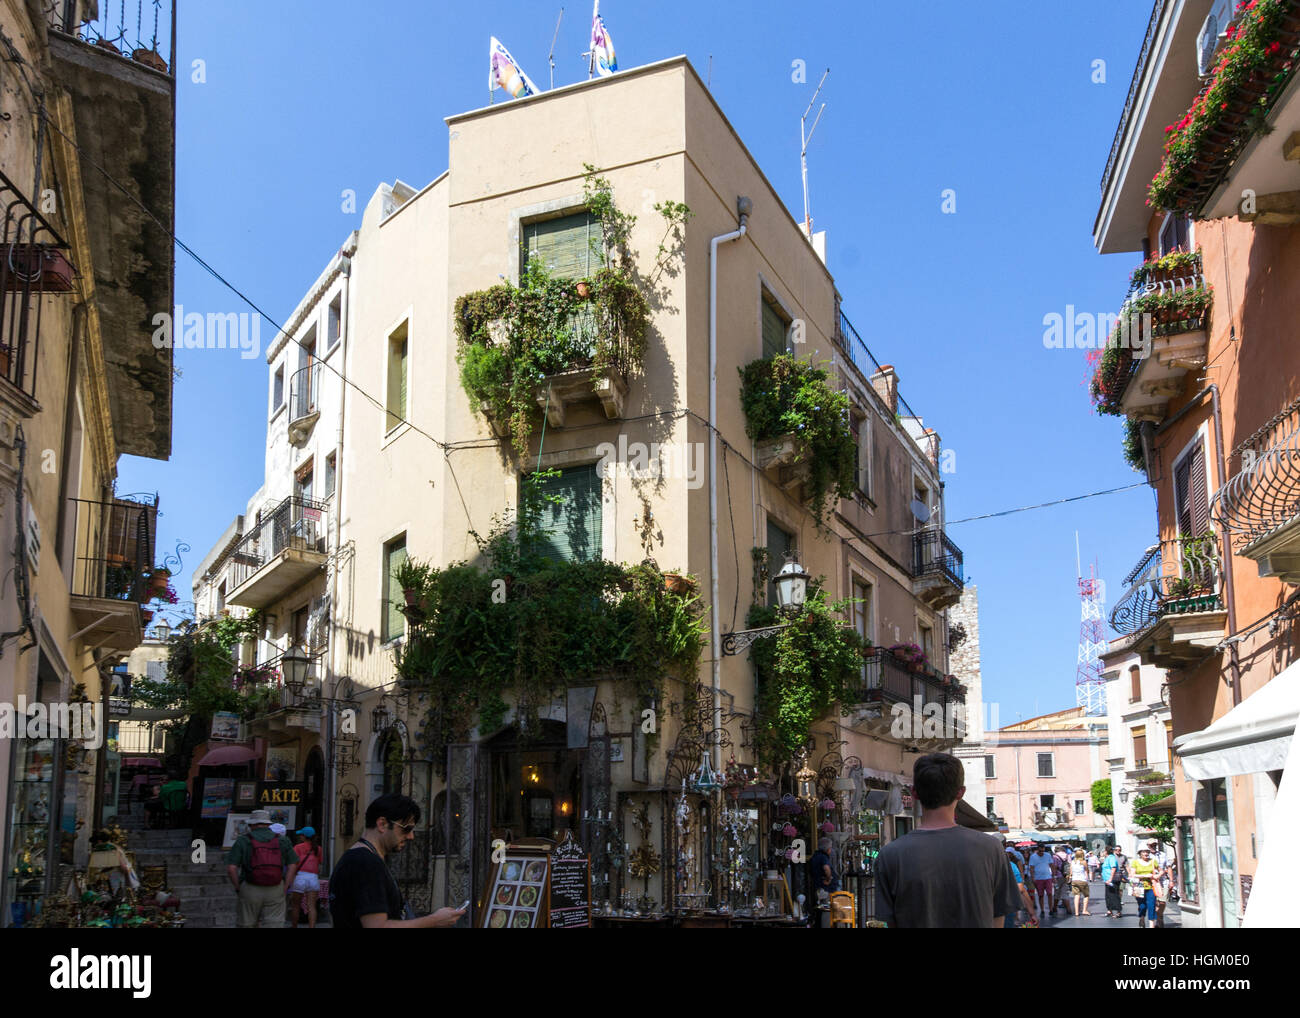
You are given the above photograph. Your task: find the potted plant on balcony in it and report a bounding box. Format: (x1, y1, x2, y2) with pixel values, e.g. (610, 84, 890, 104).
(148, 567, 171, 597)
(739, 353, 855, 527)
(888, 643, 928, 673)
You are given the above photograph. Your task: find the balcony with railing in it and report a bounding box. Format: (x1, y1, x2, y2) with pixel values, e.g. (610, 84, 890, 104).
(2, 172, 75, 408)
(226, 496, 328, 609)
(846, 648, 966, 747)
(288, 362, 322, 442)
(67, 493, 158, 650)
(43, 0, 176, 461)
(1091, 252, 1213, 422)
(912, 526, 964, 610)
(1109, 533, 1227, 669)
(1212, 400, 1300, 580)
(1033, 807, 1074, 830)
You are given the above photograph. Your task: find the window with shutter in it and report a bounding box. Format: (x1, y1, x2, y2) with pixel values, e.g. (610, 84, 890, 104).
(383, 535, 407, 641)
(766, 519, 794, 606)
(521, 211, 603, 280)
(1133, 730, 1148, 767)
(1174, 438, 1209, 537)
(1130, 665, 1142, 703)
(530, 466, 602, 563)
(386, 323, 408, 433)
(761, 297, 788, 359)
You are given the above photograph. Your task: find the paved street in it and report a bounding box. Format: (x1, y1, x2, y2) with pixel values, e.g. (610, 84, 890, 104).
(1029, 879, 1182, 930)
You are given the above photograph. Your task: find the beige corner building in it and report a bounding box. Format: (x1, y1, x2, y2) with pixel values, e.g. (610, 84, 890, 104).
(1, 1, 175, 923)
(194, 57, 973, 921)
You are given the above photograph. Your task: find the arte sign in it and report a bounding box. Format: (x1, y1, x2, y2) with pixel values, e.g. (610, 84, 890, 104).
(257, 781, 304, 806)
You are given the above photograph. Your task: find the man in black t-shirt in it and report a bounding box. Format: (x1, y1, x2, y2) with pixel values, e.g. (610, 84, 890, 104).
(329, 793, 466, 929)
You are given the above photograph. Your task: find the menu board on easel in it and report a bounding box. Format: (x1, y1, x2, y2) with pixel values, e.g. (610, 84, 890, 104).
(549, 855, 590, 928)
(478, 851, 550, 929)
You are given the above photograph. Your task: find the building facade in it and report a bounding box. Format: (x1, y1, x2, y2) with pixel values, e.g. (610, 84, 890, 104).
(1092, 0, 1300, 927)
(191, 57, 973, 922)
(985, 708, 1111, 849)
(1101, 644, 1174, 856)
(0, 1, 175, 924)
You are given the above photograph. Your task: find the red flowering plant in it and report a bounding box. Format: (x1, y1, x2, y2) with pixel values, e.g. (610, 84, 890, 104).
(1149, 0, 1300, 212)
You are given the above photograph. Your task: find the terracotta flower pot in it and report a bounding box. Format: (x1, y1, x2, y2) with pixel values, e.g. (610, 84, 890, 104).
(663, 573, 696, 596)
(403, 587, 419, 607)
(576, 281, 591, 299)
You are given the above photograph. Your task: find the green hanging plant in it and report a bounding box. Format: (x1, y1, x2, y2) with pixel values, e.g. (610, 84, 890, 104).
(739, 353, 856, 526)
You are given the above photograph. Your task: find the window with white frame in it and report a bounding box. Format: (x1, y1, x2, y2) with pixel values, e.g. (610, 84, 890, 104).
(1074, 798, 1086, 815)
(984, 755, 996, 779)
(1037, 752, 1055, 778)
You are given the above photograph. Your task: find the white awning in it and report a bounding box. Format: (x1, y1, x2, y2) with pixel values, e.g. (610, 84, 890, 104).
(1173, 660, 1300, 781)
(1243, 734, 1297, 928)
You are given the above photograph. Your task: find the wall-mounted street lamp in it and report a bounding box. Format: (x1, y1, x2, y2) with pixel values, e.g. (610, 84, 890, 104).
(721, 553, 811, 655)
(282, 643, 310, 698)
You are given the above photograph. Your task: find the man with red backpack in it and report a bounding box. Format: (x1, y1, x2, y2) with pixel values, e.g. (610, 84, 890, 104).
(226, 809, 300, 928)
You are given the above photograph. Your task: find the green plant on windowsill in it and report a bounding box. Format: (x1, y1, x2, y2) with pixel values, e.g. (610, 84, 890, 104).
(455, 166, 689, 459)
(739, 353, 855, 527)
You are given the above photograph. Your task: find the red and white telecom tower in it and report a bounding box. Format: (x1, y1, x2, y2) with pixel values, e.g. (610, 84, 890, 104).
(1075, 534, 1107, 716)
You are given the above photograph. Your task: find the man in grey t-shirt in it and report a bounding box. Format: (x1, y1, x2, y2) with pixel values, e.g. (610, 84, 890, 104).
(875, 753, 1010, 928)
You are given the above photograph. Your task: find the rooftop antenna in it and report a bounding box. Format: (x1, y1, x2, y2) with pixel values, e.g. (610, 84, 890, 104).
(1074, 532, 1107, 717)
(549, 8, 564, 90)
(800, 68, 829, 241)
(707, 54, 713, 88)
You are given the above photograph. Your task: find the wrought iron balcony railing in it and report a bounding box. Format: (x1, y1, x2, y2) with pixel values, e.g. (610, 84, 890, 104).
(913, 527, 964, 588)
(68, 493, 159, 601)
(45, 0, 175, 74)
(2, 171, 74, 401)
(227, 496, 328, 592)
(289, 361, 321, 426)
(849, 647, 966, 712)
(1212, 400, 1300, 553)
(1100, 0, 1169, 194)
(1109, 533, 1224, 636)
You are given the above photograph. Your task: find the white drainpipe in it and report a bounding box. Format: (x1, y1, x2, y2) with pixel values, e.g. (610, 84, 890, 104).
(709, 198, 750, 772)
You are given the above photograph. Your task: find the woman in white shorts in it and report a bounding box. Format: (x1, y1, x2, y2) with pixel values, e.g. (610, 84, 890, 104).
(289, 827, 322, 928)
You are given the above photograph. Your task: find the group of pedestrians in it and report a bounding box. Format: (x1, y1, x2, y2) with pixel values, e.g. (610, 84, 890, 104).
(1101, 841, 1176, 927)
(224, 810, 325, 928)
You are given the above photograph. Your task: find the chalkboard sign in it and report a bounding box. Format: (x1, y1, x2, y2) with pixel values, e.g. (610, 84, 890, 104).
(549, 855, 591, 929)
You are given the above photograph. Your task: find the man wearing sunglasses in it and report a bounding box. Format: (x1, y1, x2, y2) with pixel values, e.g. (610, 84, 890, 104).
(329, 793, 466, 928)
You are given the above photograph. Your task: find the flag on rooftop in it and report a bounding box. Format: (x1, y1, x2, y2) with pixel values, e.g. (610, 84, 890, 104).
(489, 36, 540, 99)
(590, 5, 618, 78)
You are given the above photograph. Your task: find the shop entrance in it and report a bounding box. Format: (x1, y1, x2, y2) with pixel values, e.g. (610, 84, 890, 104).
(485, 722, 582, 845)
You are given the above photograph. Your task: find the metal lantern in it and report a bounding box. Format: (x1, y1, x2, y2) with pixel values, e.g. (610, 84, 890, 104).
(372, 698, 394, 733)
(282, 643, 310, 696)
(795, 760, 818, 801)
(152, 619, 171, 643)
(773, 554, 810, 612)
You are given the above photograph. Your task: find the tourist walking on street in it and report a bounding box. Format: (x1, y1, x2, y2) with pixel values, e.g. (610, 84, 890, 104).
(328, 793, 466, 928)
(1027, 844, 1055, 916)
(1102, 846, 1127, 918)
(289, 826, 323, 929)
(875, 753, 1010, 928)
(226, 809, 300, 928)
(1004, 845, 1037, 927)
(1132, 846, 1159, 929)
(1052, 845, 1071, 915)
(1069, 848, 1091, 916)
(1087, 848, 1099, 881)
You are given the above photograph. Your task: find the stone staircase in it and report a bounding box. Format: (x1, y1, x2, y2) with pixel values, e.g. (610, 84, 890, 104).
(115, 804, 328, 928)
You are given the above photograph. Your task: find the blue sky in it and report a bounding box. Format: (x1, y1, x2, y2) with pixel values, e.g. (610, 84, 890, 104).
(118, 0, 1160, 726)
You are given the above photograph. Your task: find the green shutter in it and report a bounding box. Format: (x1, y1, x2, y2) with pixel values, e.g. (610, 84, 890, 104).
(762, 300, 787, 359)
(766, 519, 793, 606)
(386, 333, 407, 431)
(522, 212, 603, 280)
(531, 466, 602, 563)
(384, 537, 407, 641)
(399, 337, 408, 417)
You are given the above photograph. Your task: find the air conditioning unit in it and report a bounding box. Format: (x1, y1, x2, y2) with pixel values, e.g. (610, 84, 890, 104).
(1198, 0, 1238, 76)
